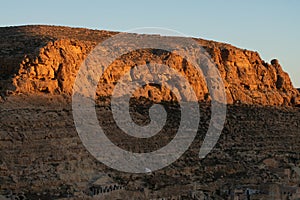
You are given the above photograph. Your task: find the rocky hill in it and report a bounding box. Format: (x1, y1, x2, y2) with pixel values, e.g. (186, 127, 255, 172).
(0, 26, 299, 200)
(0, 25, 299, 106)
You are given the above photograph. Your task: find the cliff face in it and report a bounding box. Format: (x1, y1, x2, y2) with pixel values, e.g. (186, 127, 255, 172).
(0, 26, 300, 199)
(0, 25, 299, 106)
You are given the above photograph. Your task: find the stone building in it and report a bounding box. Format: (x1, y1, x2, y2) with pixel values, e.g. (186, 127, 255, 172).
(89, 174, 123, 197)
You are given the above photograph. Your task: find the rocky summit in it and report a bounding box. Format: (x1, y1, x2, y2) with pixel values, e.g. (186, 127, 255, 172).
(0, 25, 299, 200)
(0, 25, 299, 106)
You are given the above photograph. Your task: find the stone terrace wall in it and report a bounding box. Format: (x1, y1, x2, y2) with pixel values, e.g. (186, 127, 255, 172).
(0, 95, 299, 199)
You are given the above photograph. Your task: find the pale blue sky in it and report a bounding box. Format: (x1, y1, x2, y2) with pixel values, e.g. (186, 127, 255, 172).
(1, 0, 299, 87)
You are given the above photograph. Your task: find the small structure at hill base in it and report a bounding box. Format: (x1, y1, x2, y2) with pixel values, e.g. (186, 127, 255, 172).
(89, 174, 124, 196)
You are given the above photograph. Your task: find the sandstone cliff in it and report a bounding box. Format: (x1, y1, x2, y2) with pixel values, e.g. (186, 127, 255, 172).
(0, 25, 299, 106)
(0, 25, 300, 199)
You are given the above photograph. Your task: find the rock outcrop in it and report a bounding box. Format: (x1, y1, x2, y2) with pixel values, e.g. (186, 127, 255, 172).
(0, 25, 299, 106)
(0, 25, 300, 199)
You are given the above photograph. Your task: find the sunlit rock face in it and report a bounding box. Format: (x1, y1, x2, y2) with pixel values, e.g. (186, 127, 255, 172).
(0, 25, 299, 106)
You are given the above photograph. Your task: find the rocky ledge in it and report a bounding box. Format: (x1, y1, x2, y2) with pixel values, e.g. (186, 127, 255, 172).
(0, 25, 299, 106)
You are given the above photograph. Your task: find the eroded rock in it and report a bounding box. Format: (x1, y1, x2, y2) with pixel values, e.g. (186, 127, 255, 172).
(0, 25, 299, 106)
